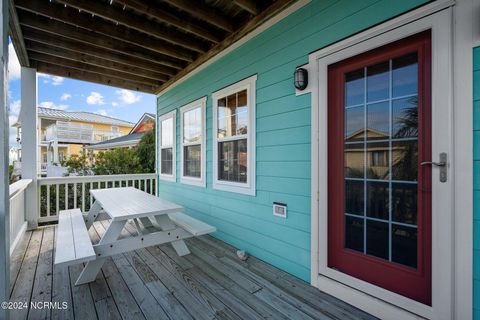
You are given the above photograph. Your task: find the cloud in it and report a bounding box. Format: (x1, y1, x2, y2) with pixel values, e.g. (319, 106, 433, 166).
(111, 102, 119, 107)
(60, 93, 72, 101)
(38, 101, 68, 110)
(9, 99, 21, 115)
(37, 73, 64, 86)
(115, 89, 141, 105)
(86, 91, 105, 105)
(8, 43, 21, 82)
(95, 109, 108, 116)
(9, 114, 19, 147)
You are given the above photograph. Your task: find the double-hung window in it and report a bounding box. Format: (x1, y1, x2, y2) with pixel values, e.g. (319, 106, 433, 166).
(212, 75, 256, 195)
(158, 110, 176, 181)
(180, 97, 206, 186)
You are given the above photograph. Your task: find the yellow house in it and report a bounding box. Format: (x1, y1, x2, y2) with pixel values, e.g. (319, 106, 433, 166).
(15, 107, 133, 175)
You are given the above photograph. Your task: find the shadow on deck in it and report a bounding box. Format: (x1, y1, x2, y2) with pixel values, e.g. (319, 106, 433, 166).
(9, 221, 377, 320)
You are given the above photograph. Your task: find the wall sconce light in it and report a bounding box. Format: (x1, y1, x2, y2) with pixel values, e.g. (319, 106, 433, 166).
(294, 67, 308, 90)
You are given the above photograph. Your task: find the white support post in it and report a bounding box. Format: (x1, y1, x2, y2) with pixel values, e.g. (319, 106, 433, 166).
(21, 67, 38, 229)
(0, 0, 10, 317)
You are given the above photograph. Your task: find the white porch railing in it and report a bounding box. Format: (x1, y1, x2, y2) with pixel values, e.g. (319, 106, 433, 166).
(37, 173, 156, 223)
(43, 121, 123, 144)
(9, 179, 32, 255)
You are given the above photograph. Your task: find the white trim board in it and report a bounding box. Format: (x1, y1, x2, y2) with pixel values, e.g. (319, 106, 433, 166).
(308, 3, 465, 319)
(156, 0, 311, 97)
(158, 110, 177, 182)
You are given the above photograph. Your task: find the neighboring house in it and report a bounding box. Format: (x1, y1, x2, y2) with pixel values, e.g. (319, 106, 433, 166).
(90, 113, 155, 151)
(14, 107, 134, 176)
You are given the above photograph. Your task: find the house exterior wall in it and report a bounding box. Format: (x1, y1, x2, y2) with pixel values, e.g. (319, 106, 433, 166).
(473, 46, 480, 319)
(157, 0, 429, 282)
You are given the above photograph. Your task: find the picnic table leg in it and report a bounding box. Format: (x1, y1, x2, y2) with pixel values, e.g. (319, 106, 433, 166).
(75, 220, 125, 285)
(83, 200, 102, 229)
(154, 215, 190, 256)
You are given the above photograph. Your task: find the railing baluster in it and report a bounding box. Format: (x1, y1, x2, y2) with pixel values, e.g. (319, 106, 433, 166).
(90, 182, 93, 207)
(47, 184, 50, 217)
(56, 184, 59, 215)
(144, 179, 147, 191)
(74, 183, 77, 208)
(150, 179, 153, 194)
(82, 183, 85, 213)
(65, 183, 68, 210)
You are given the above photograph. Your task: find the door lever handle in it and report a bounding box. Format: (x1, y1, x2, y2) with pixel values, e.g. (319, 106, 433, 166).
(420, 152, 448, 182)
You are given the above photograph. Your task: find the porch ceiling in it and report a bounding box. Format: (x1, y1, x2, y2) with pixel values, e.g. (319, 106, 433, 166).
(9, 0, 298, 94)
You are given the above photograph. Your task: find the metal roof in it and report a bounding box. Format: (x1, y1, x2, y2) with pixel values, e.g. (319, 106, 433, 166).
(37, 107, 134, 127)
(90, 132, 145, 150)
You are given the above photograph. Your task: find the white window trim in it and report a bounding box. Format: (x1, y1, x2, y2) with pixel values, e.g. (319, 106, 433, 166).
(180, 97, 207, 187)
(212, 75, 256, 196)
(158, 110, 176, 182)
(308, 4, 458, 320)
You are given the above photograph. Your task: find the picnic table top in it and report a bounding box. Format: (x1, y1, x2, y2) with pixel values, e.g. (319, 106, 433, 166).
(90, 187, 183, 221)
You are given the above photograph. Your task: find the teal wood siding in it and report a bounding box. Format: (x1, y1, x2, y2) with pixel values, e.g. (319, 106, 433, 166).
(474, 46, 480, 319)
(157, 0, 428, 282)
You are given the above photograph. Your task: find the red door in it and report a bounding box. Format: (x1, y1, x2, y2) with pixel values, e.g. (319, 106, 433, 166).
(327, 31, 431, 305)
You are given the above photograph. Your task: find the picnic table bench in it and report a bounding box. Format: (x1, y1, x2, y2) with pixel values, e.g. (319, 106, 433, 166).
(54, 187, 216, 285)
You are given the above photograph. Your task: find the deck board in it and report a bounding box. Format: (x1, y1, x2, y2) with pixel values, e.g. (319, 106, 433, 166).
(9, 223, 377, 320)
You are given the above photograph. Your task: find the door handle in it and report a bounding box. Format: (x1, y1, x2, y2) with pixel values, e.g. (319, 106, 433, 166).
(420, 152, 447, 183)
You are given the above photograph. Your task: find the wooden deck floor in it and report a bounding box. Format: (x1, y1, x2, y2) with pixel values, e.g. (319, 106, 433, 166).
(9, 221, 376, 320)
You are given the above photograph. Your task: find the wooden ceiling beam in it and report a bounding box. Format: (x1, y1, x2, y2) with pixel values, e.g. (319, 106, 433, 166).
(114, 0, 222, 43)
(233, 0, 258, 15)
(16, 0, 197, 63)
(17, 8, 194, 63)
(163, 0, 235, 33)
(54, 0, 208, 53)
(28, 51, 167, 86)
(22, 27, 184, 72)
(8, 0, 29, 66)
(25, 40, 173, 80)
(32, 61, 158, 93)
(157, 0, 299, 94)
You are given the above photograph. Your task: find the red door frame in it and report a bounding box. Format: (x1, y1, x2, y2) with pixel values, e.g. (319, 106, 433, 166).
(327, 31, 432, 305)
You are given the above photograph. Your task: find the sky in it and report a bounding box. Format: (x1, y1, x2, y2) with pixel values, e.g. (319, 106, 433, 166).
(7, 41, 156, 148)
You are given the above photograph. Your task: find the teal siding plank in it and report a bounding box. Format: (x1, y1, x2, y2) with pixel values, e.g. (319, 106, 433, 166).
(474, 46, 480, 319)
(157, 0, 429, 282)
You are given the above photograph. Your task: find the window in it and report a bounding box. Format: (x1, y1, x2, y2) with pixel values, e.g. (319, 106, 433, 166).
(111, 126, 119, 133)
(59, 151, 65, 163)
(212, 75, 256, 195)
(158, 110, 176, 181)
(180, 97, 206, 186)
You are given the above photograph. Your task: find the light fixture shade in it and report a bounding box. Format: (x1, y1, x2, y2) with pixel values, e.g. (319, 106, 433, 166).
(294, 67, 308, 90)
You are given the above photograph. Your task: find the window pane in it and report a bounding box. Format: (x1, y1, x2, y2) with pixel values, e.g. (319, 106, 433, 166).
(345, 216, 364, 253)
(392, 225, 417, 268)
(218, 139, 247, 183)
(367, 141, 389, 180)
(161, 117, 173, 147)
(392, 140, 418, 181)
(184, 145, 201, 178)
(217, 90, 248, 138)
(367, 181, 389, 220)
(366, 220, 389, 260)
(161, 148, 173, 175)
(345, 143, 364, 178)
(345, 69, 364, 107)
(392, 53, 418, 98)
(392, 183, 417, 225)
(367, 101, 389, 140)
(183, 107, 202, 144)
(367, 61, 389, 102)
(345, 180, 364, 216)
(392, 97, 418, 138)
(345, 106, 364, 140)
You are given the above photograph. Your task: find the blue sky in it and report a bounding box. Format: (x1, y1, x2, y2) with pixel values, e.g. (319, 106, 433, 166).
(7, 41, 156, 147)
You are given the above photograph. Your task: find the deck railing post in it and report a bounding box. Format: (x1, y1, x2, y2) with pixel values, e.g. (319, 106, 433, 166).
(21, 67, 39, 229)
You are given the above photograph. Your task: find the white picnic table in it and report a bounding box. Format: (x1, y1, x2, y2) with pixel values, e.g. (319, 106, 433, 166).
(54, 187, 216, 285)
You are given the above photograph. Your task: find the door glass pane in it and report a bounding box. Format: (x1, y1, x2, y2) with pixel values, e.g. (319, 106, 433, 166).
(367, 61, 389, 102)
(342, 52, 420, 268)
(218, 139, 247, 183)
(345, 216, 364, 253)
(184, 145, 201, 178)
(183, 107, 202, 144)
(217, 90, 248, 138)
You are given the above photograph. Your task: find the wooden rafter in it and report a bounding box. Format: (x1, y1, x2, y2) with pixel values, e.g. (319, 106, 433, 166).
(7, 0, 29, 66)
(17, 9, 195, 63)
(54, 0, 209, 53)
(163, 0, 235, 33)
(114, 0, 223, 43)
(32, 61, 159, 93)
(156, 0, 299, 94)
(28, 52, 166, 86)
(22, 27, 184, 72)
(16, 0, 197, 63)
(233, 0, 258, 15)
(25, 40, 173, 80)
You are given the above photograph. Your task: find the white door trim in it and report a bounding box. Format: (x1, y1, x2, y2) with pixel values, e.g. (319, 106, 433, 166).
(308, 5, 461, 319)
